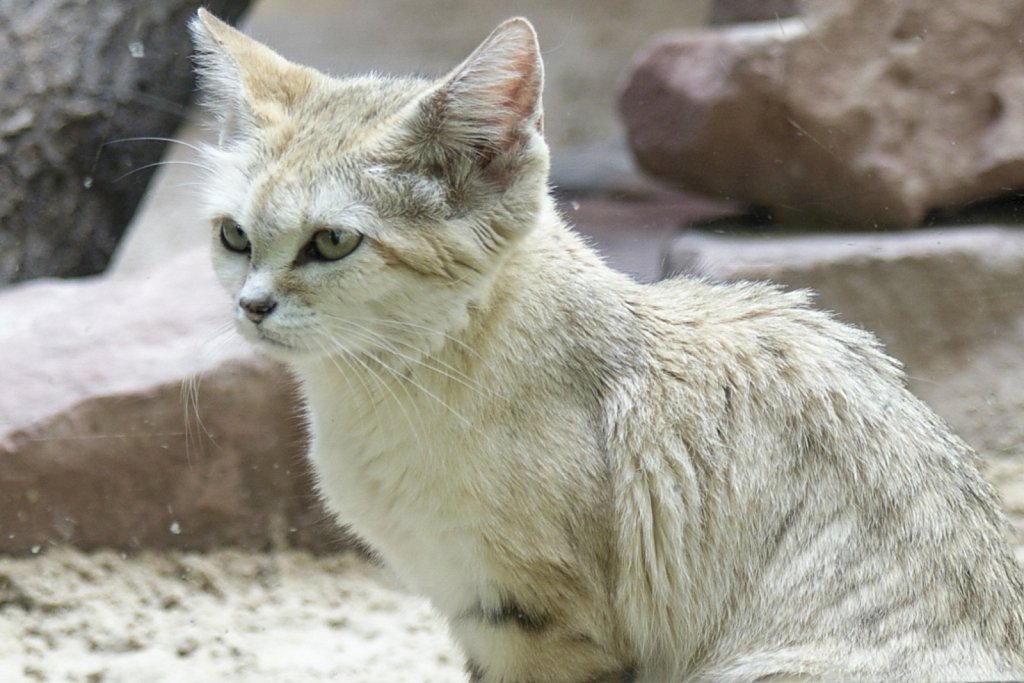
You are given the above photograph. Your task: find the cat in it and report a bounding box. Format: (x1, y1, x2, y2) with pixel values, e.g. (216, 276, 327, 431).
(190, 10, 1024, 682)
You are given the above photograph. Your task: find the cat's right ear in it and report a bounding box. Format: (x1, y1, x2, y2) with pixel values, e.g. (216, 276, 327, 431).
(189, 9, 316, 146)
(400, 18, 546, 187)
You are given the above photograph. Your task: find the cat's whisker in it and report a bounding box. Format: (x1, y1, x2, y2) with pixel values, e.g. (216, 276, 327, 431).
(307, 329, 379, 404)
(181, 324, 238, 465)
(320, 314, 490, 399)
(324, 325, 457, 443)
(332, 312, 487, 377)
(112, 160, 216, 184)
(312, 331, 431, 445)
(327, 319, 474, 427)
(318, 323, 425, 404)
(169, 181, 212, 192)
(347, 315, 482, 359)
(904, 374, 940, 386)
(181, 371, 207, 467)
(321, 342, 375, 403)
(102, 135, 207, 155)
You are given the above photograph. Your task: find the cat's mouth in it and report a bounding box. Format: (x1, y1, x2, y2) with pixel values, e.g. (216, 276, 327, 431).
(256, 333, 294, 350)
(240, 323, 300, 353)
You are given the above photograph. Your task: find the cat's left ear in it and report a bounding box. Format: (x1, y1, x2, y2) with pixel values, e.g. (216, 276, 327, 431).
(189, 9, 317, 145)
(408, 18, 545, 174)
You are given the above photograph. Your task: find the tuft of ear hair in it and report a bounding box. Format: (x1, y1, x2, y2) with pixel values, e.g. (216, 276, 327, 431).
(410, 18, 545, 167)
(189, 8, 317, 141)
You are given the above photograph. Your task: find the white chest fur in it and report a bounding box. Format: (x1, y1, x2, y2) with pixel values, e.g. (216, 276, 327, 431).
(297, 358, 504, 615)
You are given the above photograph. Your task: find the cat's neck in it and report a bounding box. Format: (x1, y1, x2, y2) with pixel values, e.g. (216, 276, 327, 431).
(457, 198, 638, 364)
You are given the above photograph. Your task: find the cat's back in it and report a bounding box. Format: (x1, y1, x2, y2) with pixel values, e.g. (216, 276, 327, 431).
(640, 274, 898, 381)
(620, 273, 910, 446)
(611, 273, 1024, 679)
(632, 272, 1014, 560)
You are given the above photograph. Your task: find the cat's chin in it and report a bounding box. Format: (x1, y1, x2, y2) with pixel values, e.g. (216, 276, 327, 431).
(238, 325, 309, 359)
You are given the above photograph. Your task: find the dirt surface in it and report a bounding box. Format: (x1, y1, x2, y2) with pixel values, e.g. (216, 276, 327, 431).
(0, 549, 464, 683)
(4, 506, 1024, 683)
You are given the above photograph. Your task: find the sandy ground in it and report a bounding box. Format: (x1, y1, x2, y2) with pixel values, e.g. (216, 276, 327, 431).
(0, 549, 464, 683)
(6, 540, 1024, 683)
(4, 524, 1024, 683)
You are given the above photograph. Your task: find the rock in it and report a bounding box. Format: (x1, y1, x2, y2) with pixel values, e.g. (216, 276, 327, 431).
(620, 0, 1024, 228)
(665, 225, 1024, 540)
(0, 250, 345, 555)
(0, 0, 253, 285)
(560, 195, 738, 282)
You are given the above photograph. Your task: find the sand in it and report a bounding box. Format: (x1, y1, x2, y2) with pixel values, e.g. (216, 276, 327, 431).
(6, 533, 1024, 683)
(0, 549, 464, 683)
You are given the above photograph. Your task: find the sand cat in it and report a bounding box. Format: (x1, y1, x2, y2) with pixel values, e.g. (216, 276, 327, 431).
(190, 10, 1024, 682)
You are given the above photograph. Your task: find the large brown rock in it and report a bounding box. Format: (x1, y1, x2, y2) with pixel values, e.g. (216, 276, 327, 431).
(666, 225, 1024, 540)
(621, 0, 1024, 228)
(0, 251, 344, 555)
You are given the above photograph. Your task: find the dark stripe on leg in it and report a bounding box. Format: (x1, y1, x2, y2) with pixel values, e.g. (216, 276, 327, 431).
(584, 665, 638, 683)
(466, 658, 486, 682)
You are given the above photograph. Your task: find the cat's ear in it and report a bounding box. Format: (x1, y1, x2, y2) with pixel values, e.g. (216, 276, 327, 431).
(189, 9, 316, 145)
(407, 18, 545, 176)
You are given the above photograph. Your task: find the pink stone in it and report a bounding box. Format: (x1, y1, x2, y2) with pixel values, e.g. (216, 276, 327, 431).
(0, 250, 343, 554)
(621, 0, 1024, 228)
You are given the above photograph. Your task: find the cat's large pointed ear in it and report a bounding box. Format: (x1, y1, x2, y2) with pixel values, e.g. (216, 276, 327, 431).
(189, 9, 316, 144)
(408, 18, 545, 172)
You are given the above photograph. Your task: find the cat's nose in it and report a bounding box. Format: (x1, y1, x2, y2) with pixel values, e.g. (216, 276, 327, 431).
(239, 295, 277, 323)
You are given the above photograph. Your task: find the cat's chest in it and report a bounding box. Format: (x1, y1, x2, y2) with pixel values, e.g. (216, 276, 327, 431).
(304, 376, 480, 509)
(300, 370, 498, 606)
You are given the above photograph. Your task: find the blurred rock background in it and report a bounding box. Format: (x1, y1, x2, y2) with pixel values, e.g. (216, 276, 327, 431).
(2, 0, 1024, 560)
(0, 0, 252, 285)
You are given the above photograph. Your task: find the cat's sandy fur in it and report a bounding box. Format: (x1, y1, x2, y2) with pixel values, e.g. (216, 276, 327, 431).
(191, 10, 1024, 682)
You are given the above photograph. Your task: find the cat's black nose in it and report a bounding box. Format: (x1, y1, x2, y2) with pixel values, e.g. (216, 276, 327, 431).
(239, 295, 277, 323)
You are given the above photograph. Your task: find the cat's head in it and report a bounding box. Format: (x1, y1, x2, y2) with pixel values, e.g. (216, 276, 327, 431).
(189, 10, 548, 362)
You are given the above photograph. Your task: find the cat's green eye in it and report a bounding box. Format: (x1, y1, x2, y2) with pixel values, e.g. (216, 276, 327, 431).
(219, 217, 250, 254)
(306, 229, 362, 262)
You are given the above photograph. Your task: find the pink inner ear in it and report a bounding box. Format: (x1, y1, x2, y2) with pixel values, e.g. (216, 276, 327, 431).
(401, 21, 545, 177)
(441, 21, 544, 145)
(496, 50, 542, 126)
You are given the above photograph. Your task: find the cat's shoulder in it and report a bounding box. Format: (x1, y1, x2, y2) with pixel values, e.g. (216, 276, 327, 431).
(631, 273, 900, 385)
(638, 273, 819, 333)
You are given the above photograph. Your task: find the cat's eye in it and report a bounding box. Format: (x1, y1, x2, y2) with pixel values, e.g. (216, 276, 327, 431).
(305, 229, 362, 262)
(219, 217, 251, 254)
